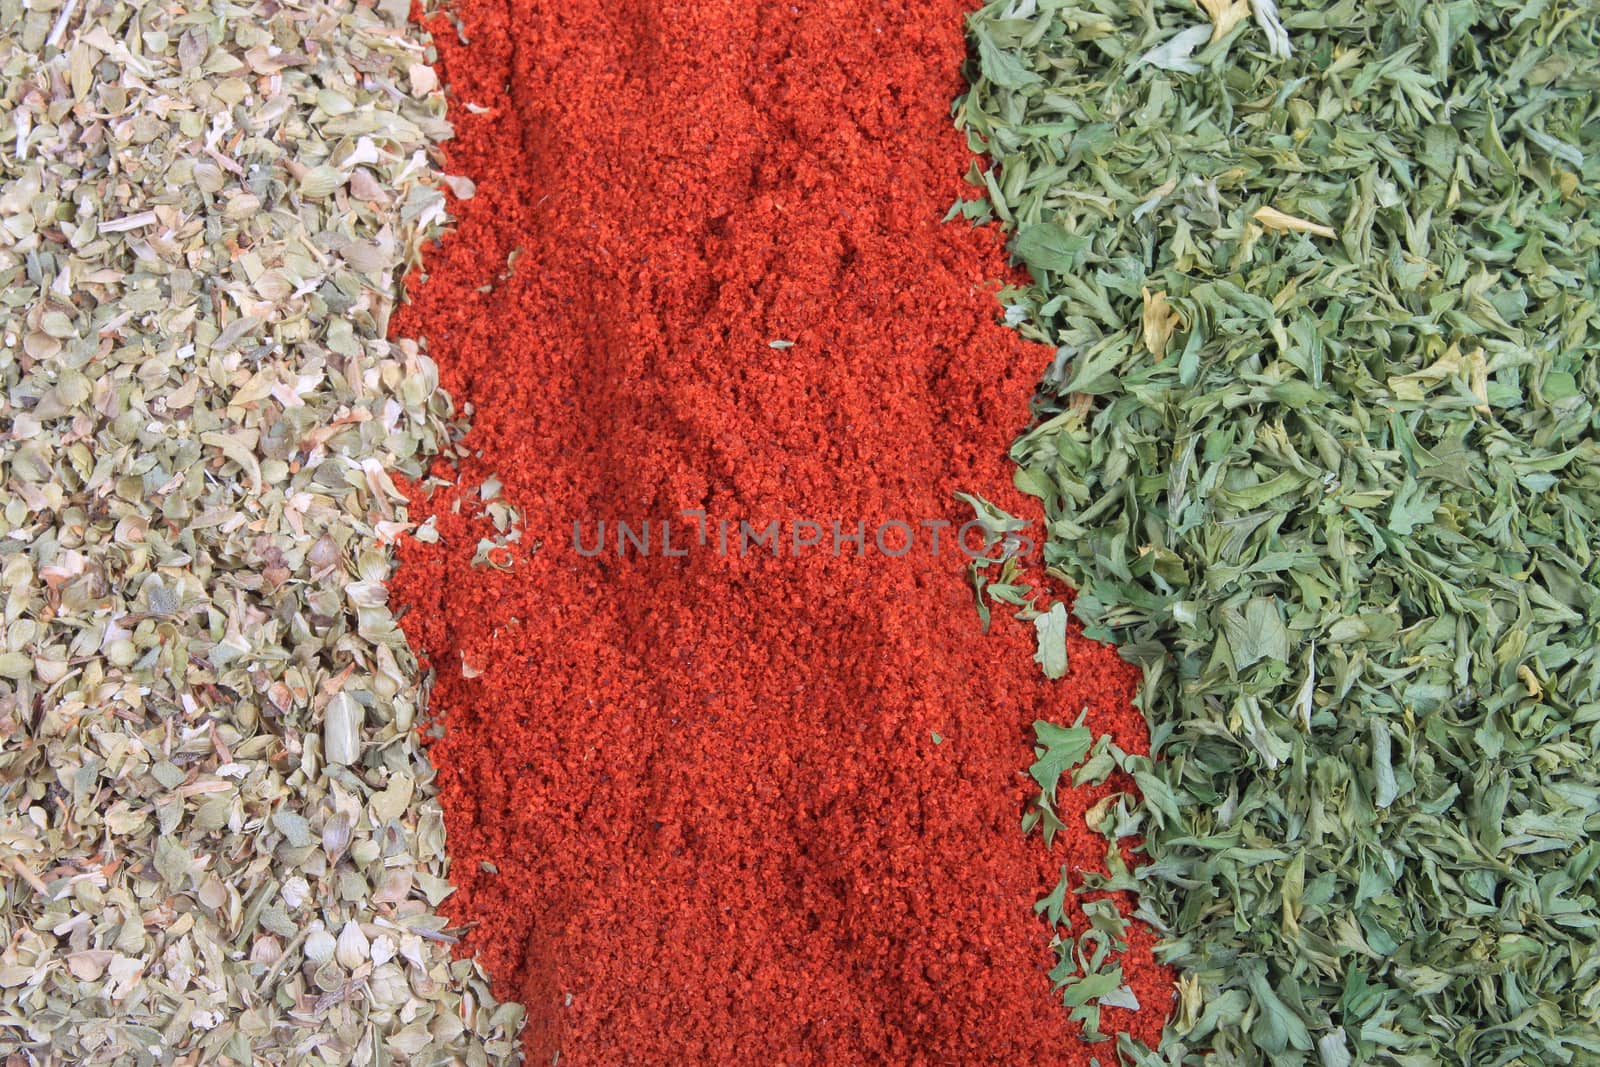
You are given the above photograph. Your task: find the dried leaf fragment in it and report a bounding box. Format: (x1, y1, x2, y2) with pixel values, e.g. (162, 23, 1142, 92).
(1252, 0, 1293, 59)
(1196, 0, 1251, 41)
(324, 692, 363, 767)
(1140, 287, 1183, 360)
(1253, 206, 1336, 239)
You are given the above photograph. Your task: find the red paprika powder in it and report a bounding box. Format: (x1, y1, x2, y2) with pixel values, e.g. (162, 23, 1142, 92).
(391, 0, 1173, 1061)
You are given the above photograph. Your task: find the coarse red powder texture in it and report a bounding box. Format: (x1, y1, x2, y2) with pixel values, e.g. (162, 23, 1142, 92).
(390, 0, 1173, 1062)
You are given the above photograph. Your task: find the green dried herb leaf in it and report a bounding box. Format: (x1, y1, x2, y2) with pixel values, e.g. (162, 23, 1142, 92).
(1033, 601, 1071, 679)
(1028, 717, 1093, 804)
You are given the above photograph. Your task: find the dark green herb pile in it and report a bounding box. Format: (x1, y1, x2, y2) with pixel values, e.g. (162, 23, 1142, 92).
(958, 0, 1600, 1062)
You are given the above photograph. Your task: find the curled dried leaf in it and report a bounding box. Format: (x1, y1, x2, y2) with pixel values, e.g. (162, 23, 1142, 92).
(1252, 205, 1336, 239)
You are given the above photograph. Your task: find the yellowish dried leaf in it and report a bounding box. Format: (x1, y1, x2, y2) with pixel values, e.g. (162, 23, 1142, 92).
(1253, 205, 1337, 238)
(1141, 287, 1184, 361)
(1196, 0, 1251, 41)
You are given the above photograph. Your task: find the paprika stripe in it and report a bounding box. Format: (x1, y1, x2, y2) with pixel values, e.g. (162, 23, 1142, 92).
(391, 0, 1172, 1060)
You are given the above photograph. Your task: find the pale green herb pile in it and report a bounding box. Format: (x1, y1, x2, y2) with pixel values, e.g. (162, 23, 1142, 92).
(0, 0, 522, 1062)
